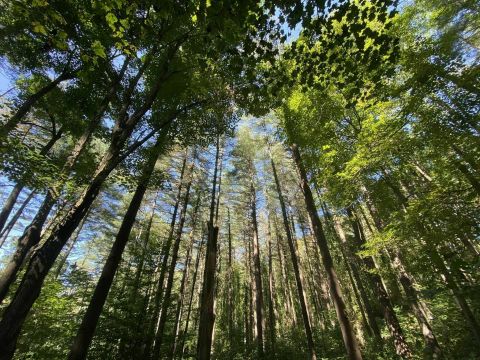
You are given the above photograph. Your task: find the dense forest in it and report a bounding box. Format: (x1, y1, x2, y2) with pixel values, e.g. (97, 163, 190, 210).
(0, 0, 479, 359)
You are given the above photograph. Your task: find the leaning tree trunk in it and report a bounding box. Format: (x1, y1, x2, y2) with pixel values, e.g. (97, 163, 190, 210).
(54, 209, 90, 279)
(290, 143, 363, 360)
(273, 216, 297, 327)
(323, 213, 378, 340)
(67, 134, 166, 360)
(370, 176, 448, 357)
(271, 157, 317, 360)
(389, 249, 443, 359)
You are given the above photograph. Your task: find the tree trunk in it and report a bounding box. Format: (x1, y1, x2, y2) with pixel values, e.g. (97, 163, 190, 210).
(336, 221, 380, 340)
(0, 184, 24, 235)
(271, 157, 317, 359)
(179, 229, 206, 360)
(197, 135, 220, 360)
(0, 67, 177, 358)
(227, 207, 235, 349)
(169, 195, 200, 359)
(144, 152, 188, 358)
(290, 143, 363, 360)
(0, 59, 130, 304)
(321, 203, 380, 341)
(249, 176, 265, 358)
(0, 191, 35, 248)
(389, 249, 443, 359)
(67, 135, 165, 360)
(152, 158, 195, 358)
(452, 158, 480, 195)
(266, 217, 276, 354)
(347, 207, 412, 358)
(54, 209, 90, 279)
(0, 70, 75, 138)
(273, 216, 297, 327)
(0, 125, 64, 234)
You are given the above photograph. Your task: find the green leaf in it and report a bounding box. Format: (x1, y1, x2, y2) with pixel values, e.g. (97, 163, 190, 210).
(92, 40, 107, 58)
(32, 22, 48, 35)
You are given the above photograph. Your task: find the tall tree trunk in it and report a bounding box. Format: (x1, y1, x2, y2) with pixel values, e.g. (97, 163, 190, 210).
(333, 218, 380, 340)
(67, 134, 166, 360)
(54, 209, 90, 279)
(266, 217, 276, 354)
(389, 249, 443, 358)
(376, 176, 453, 356)
(169, 195, 200, 359)
(298, 217, 327, 329)
(151, 158, 195, 358)
(0, 191, 35, 248)
(179, 230, 206, 360)
(144, 153, 188, 358)
(0, 184, 25, 235)
(290, 143, 363, 360)
(273, 216, 297, 327)
(227, 207, 235, 350)
(197, 135, 220, 360)
(131, 194, 159, 303)
(249, 173, 265, 358)
(271, 157, 317, 360)
(452, 158, 480, 195)
(321, 203, 381, 341)
(346, 207, 412, 358)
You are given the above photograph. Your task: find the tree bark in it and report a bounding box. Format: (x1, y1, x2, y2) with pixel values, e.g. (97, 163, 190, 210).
(321, 203, 381, 341)
(54, 209, 90, 279)
(290, 143, 362, 360)
(273, 216, 297, 327)
(389, 249, 443, 359)
(266, 217, 276, 355)
(227, 207, 235, 349)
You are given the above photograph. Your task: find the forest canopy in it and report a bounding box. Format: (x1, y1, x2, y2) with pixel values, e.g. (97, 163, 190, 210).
(0, 0, 479, 359)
